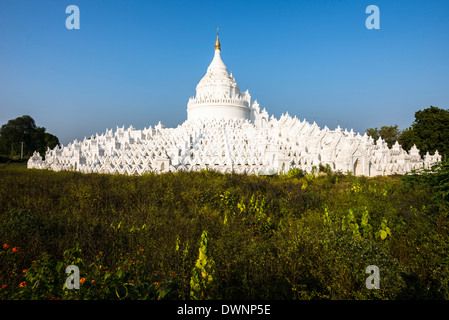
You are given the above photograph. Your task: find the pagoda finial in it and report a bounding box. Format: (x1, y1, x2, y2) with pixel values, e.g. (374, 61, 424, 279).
(215, 27, 221, 50)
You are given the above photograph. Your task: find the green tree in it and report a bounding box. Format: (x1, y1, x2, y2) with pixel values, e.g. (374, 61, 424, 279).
(365, 125, 401, 148)
(44, 132, 60, 151)
(0, 115, 59, 159)
(399, 106, 449, 157)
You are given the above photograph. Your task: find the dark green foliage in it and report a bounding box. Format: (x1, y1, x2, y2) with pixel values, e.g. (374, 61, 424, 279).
(0, 115, 59, 160)
(366, 125, 401, 148)
(0, 166, 448, 300)
(402, 159, 449, 212)
(366, 106, 449, 157)
(399, 106, 449, 157)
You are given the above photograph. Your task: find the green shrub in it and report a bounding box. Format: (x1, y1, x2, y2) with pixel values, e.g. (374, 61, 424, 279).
(190, 231, 217, 300)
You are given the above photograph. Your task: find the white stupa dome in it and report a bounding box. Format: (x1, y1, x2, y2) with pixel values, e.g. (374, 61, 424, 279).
(187, 29, 251, 121)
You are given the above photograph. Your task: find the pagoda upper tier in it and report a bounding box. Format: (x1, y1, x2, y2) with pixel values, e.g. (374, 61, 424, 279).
(187, 32, 253, 121)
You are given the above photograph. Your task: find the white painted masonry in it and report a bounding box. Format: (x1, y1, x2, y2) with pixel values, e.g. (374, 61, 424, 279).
(28, 34, 441, 176)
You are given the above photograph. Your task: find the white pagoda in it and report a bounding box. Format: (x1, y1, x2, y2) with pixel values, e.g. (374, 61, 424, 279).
(28, 31, 441, 176)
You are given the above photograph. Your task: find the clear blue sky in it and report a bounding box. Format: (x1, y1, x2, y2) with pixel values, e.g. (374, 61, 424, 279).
(1, 0, 448, 144)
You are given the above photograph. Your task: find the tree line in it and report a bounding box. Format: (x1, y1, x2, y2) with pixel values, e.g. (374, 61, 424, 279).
(0, 115, 59, 161)
(366, 106, 448, 158)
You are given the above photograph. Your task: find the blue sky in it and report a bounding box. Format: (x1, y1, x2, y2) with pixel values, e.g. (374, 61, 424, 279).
(1, 0, 448, 144)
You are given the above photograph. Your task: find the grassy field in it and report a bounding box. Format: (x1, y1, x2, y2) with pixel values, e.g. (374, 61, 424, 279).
(0, 164, 448, 300)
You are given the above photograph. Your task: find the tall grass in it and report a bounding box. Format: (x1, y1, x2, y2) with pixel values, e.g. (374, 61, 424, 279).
(0, 166, 448, 299)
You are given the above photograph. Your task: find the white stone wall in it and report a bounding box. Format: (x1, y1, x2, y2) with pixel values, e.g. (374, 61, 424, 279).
(27, 115, 441, 176)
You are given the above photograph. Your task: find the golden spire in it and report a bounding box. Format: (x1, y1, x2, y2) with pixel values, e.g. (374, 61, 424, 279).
(215, 27, 221, 50)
